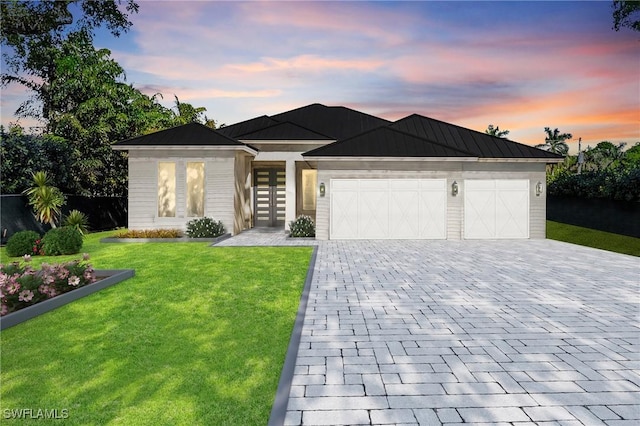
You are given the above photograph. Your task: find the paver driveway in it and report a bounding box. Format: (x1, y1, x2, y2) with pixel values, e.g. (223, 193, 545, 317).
(283, 239, 639, 425)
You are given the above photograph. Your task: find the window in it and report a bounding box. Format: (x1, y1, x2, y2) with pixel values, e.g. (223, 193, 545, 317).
(301, 169, 317, 211)
(186, 162, 205, 217)
(158, 162, 176, 217)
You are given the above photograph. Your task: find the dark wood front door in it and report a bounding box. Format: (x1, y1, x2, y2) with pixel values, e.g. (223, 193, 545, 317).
(253, 168, 286, 227)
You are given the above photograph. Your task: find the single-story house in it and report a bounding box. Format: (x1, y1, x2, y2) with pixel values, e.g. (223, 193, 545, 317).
(112, 103, 563, 240)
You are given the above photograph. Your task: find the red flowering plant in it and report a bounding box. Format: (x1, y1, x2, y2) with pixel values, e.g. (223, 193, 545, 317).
(0, 254, 96, 316)
(32, 238, 45, 256)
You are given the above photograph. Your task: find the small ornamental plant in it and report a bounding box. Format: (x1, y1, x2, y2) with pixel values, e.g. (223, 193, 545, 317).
(185, 217, 225, 238)
(289, 215, 316, 238)
(0, 253, 96, 316)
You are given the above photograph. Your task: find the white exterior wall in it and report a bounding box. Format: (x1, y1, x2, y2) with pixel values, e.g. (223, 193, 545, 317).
(314, 161, 547, 240)
(127, 151, 236, 233)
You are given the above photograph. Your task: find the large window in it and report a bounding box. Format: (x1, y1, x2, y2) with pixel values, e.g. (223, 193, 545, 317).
(301, 169, 317, 211)
(186, 162, 205, 217)
(158, 162, 176, 217)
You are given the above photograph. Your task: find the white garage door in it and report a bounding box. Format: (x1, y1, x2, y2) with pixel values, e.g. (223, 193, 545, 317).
(464, 180, 529, 239)
(330, 179, 447, 239)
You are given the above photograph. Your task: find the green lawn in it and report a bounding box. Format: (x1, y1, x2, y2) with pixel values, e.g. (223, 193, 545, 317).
(547, 220, 640, 257)
(0, 232, 313, 425)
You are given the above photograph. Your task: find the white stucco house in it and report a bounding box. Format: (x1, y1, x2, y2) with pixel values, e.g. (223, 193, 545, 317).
(112, 103, 563, 240)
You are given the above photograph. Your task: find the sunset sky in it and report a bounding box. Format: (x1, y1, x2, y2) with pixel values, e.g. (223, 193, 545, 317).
(2, 1, 638, 152)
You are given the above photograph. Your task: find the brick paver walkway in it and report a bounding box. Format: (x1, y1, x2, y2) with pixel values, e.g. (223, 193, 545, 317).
(216, 231, 639, 424)
(282, 239, 639, 425)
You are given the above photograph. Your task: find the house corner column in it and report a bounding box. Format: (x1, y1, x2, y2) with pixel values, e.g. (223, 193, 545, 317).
(285, 159, 296, 230)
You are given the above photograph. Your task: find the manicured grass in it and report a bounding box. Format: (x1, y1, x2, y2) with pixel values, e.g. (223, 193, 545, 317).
(0, 232, 313, 425)
(547, 220, 640, 257)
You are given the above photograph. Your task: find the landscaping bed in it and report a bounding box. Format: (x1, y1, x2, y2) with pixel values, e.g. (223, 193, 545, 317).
(0, 231, 312, 425)
(1, 268, 134, 330)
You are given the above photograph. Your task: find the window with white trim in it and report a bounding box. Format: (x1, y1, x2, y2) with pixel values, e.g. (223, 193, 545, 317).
(186, 162, 205, 217)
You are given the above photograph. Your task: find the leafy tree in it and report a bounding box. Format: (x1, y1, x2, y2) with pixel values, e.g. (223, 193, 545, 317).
(1, 1, 139, 127)
(536, 127, 572, 155)
(0, 125, 75, 194)
(612, 0, 640, 31)
(584, 141, 627, 171)
(485, 124, 510, 138)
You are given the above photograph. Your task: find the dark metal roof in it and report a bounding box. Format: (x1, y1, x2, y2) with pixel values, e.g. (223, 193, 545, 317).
(216, 115, 279, 139)
(113, 122, 252, 148)
(390, 114, 563, 159)
(304, 126, 476, 157)
(225, 104, 391, 140)
(236, 121, 333, 140)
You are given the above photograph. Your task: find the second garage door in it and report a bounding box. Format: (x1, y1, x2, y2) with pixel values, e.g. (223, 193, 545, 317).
(330, 179, 447, 239)
(464, 179, 530, 239)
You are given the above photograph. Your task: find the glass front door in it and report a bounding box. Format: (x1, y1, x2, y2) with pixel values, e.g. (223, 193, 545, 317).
(253, 168, 286, 227)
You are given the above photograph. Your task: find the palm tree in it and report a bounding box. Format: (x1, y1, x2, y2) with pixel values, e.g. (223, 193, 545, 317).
(485, 124, 510, 138)
(23, 171, 65, 228)
(535, 127, 572, 155)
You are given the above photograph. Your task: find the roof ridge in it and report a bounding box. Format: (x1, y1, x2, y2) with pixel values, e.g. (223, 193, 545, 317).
(238, 119, 334, 140)
(380, 123, 478, 157)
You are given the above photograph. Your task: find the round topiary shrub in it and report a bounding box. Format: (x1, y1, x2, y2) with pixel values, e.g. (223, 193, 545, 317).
(42, 226, 83, 256)
(6, 230, 41, 257)
(185, 217, 225, 238)
(289, 215, 315, 238)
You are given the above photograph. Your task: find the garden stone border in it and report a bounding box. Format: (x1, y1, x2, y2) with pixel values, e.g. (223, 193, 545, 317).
(268, 246, 318, 426)
(100, 233, 231, 244)
(0, 269, 135, 330)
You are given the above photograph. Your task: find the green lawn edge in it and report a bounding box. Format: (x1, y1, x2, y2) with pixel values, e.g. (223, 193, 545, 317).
(547, 220, 640, 257)
(1, 231, 313, 425)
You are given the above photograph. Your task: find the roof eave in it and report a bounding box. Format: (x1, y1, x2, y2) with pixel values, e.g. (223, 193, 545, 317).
(477, 157, 565, 163)
(112, 144, 258, 155)
(239, 139, 334, 145)
(302, 156, 479, 162)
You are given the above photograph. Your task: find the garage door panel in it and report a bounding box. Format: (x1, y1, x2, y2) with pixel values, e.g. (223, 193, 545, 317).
(331, 190, 358, 239)
(465, 191, 496, 239)
(390, 190, 421, 238)
(330, 178, 446, 239)
(464, 179, 529, 239)
(358, 190, 389, 238)
(419, 191, 447, 238)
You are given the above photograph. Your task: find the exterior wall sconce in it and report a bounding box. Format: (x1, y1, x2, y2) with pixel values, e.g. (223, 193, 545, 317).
(451, 181, 459, 196)
(535, 181, 543, 197)
(319, 182, 326, 197)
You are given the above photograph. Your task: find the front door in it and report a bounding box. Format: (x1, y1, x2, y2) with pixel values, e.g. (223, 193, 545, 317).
(253, 168, 286, 227)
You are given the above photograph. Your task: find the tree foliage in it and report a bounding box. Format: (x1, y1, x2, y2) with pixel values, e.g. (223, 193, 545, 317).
(547, 142, 640, 202)
(1, 1, 220, 197)
(612, 0, 640, 31)
(0, 125, 75, 194)
(485, 124, 510, 138)
(536, 127, 572, 155)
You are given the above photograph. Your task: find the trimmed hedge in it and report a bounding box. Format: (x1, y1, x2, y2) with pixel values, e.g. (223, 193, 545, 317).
(6, 230, 41, 257)
(42, 226, 83, 256)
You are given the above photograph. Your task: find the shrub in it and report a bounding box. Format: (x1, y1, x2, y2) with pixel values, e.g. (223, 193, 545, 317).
(114, 229, 182, 238)
(6, 231, 41, 257)
(185, 217, 225, 238)
(289, 215, 315, 238)
(42, 226, 83, 256)
(0, 254, 96, 316)
(63, 210, 90, 235)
